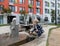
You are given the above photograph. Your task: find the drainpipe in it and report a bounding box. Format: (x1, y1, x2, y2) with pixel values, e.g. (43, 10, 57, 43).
(55, 0, 57, 25)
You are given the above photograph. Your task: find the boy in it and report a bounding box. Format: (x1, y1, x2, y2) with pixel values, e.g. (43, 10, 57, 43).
(29, 19, 44, 37)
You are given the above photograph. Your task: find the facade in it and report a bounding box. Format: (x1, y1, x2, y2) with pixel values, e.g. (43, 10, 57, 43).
(0, 0, 43, 24)
(43, 0, 60, 23)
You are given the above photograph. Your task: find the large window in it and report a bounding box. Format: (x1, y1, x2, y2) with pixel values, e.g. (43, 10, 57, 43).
(58, 0, 60, 1)
(9, 5, 15, 12)
(36, 8, 40, 13)
(36, 1, 40, 6)
(28, 8, 33, 13)
(58, 10, 60, 14)
(19, 0, 25, 4)
(0, 16, 3, 24)
(29, 0, 34, 5)
(51, 2, 55, 7)
(45, 9, 49, 14)
(19, 15, 24, 24)
(0, 0, 4, 2)
(58, 3, 60, 8)
(20, 7, 25, 11)
(45, 1, 49, 7)
(9, 0, 15, 3)
(0, 5, 3, 11)
(53, 0, 55, 1)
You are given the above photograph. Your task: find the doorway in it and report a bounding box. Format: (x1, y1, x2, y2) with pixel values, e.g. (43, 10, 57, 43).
(7, 16, 16, 24)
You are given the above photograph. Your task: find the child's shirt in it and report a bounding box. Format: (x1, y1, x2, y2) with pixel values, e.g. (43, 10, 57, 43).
(30, 24, 44, 36)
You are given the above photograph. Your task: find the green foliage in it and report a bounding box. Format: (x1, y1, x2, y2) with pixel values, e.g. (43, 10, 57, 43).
(7, 8, 12, 13)
(51, 16, 55, 22)
(20, 10, 27, 14)
(59, 14, 60, 16)
(2, 7, 12, 13)
(48, 3, 50, 7)
(51, 10, 55, 15)
(28, 4, 33, 8)
(51, 10, 55, 23)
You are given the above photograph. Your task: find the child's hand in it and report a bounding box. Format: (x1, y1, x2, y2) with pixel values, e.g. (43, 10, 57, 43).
(33, 31, 36, 34)
(29, 31, 33, 35)
(36, 29, 38, 32)
(33, 31, 37, 36)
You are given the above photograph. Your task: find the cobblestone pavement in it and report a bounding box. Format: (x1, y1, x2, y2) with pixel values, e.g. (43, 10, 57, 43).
(0, 25, 57, 46)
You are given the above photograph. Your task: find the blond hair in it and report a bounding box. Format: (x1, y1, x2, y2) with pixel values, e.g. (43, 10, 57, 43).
(33, 19, 39, 24)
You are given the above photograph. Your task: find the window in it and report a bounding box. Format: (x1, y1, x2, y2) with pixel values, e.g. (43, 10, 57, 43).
(0, 0, 4, 2)
(28, 8, 33, 13)
(45, 9, 49, 14)
(9, 5, 15, 12)
(20, 7, 25, 15)
(0, 5, 3, 11)
(19, 15, 24, 24)
(9, 0, 15, 3)
(44, 17, 48, 21)
(58, 0, 60, 1)
(20, 7, 25, 11)
(45, 1, 49, 7)
(58, 10, 60, 14)
(29, 0, 34, 5)
(58, 3, 60, 8)
(0, 16, 3, 24)
(36, 8, 40, 13)
(53, 0, 55, 1)
(51, 2, 55, 7)
(36, 1, 40, 6)
(19, 0, 25, 4)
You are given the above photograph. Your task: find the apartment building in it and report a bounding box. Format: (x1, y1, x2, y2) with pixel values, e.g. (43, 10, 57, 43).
(43, 0, 60, 23)
(0, 0, 43, 24)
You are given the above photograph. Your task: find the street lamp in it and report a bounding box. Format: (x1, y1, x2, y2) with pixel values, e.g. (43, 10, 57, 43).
(55, 0, 57, 25)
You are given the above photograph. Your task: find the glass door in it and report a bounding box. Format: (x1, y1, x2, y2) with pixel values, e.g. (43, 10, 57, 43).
(0, 16, 3, 24)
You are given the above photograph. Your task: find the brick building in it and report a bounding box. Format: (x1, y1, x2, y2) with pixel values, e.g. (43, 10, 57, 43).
(0, 0, 43, 24)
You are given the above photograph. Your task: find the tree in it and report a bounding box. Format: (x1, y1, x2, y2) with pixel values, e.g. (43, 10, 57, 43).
(28, 4, 33, 8)
(19, 10, 28, 24)
(1, 7, 12, 14)
(51, 10, 55, 23)
(20, 10, 26, 15)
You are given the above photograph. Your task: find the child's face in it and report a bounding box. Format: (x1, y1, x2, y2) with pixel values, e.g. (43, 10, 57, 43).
(33, 21, 37, 25)
(33, 19, 39, 25)
(33, 22, 36, 25)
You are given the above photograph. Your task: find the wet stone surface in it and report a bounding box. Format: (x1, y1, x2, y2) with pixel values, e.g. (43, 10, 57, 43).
(0, 34, 28, 46)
